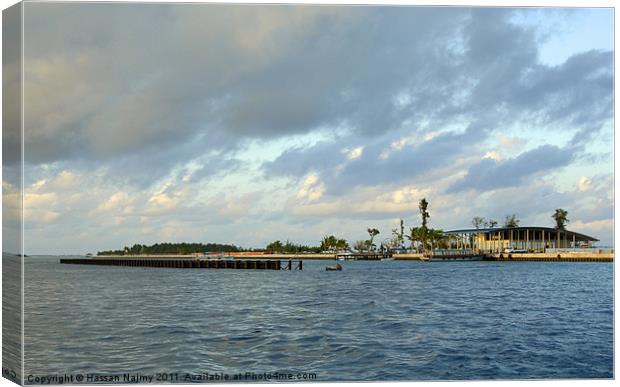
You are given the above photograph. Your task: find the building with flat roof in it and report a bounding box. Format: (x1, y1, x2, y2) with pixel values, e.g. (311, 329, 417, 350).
(444, 227, 598, 253)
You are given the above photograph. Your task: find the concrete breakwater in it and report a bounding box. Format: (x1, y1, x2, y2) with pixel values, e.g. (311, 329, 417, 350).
(490, 252, 613, 262)
(394, 253, 613, 262)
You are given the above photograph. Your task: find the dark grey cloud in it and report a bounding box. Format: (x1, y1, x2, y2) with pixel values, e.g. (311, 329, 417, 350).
(10, 3, 611, 193)
(264, 123, 487, 198)
(447, 144, 575, 193)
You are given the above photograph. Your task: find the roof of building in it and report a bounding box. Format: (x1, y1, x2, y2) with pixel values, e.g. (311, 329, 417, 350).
(444, 226, 598, 242)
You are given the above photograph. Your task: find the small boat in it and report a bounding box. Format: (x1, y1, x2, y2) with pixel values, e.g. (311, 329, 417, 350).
(326, 263, 343, 271)
(381, 257, 395, 261)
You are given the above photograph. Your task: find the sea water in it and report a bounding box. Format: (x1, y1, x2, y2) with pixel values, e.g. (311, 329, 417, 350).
(17, 257, 613, 382)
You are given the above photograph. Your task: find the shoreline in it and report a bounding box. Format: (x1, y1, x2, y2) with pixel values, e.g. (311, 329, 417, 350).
(93, 252, 613, 262)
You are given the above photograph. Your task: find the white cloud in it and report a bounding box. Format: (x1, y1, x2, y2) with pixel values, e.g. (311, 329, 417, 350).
(296, 173, 325, 202)
(143, 192, 181, 216)
(342, 146, 364, 161)
(578, 176, 592, 192)
(483, 150, 503, 161)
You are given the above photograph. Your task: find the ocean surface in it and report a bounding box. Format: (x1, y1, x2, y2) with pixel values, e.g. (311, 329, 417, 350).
(17, 257, 614, 382)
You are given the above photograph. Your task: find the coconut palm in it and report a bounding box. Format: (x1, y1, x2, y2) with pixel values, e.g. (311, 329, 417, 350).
(353, 240, 367, 253)
(407, 227, 428, 252)
(390, 219, 405, 249)
(335, 238, 350, 252)
(419, 198, 430, 228)
(406, 227, 419, 251)
(427, 228, 445, 250)
(367, 228, 380, 250)
(552, 209, 569, 230)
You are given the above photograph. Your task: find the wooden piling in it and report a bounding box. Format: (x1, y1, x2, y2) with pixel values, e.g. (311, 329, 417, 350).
(60, 258, 304, 270)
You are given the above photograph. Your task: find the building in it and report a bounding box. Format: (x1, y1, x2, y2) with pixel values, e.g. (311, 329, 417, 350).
(444, 226, 598, 253)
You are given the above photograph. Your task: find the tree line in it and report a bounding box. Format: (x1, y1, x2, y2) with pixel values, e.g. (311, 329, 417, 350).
(97, 242, 242, 256)
(264, 197, 445, 253)
(471, 208, 569, 230)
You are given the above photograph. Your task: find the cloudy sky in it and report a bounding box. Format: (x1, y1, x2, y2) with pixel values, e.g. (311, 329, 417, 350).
(4, 3, 613, 254)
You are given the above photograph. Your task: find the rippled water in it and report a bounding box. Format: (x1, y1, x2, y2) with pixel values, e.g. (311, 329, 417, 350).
(3, 254, 22, 384)
(22, 257, 613, 381)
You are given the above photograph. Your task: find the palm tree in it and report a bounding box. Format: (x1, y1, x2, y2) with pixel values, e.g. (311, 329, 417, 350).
(418, 198, 431, 251)
(427, 228, 445, 250)
(391, 219, 405, 249)
(321, 235, 341, 252)
(367, 228, 380, 250)
(407, 227, 430, 252)
(353, 240, 367, 253)
(419, 198, 430, 228)
(335, 238, 349, 252)
(406, 227, 420, 251)
(552, 209, 569, 230)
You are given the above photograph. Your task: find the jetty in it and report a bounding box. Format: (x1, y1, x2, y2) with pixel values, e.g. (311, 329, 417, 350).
(60, 257, 303, 270)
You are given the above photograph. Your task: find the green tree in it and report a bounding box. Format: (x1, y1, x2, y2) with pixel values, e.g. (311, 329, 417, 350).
(427, 228, 445, 249)
(353, 240, 367, 252)
(552, 209, 569, 230)
(391, 219, 405, 249)
(406, 227, 425, 251)
(321, 235, 336, 252)
(472, 216, 485, 229)
(503, 214, 520, 228)
(335, 238, 350, 252)
(266, 240, 283, 252)
(367, 228, 380, 250)
(418, 198, 431, 250)
(320, 235, 348, 252)
(419, 198, 430, 228)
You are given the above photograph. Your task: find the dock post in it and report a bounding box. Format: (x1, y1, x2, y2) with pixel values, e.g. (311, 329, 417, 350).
(298, 260, 303, 270)
(287, 259, 292, 271)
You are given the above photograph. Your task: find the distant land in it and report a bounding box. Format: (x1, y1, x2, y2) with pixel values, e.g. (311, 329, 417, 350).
(97, 240, 326, 256)
(97, 242, 242, 256)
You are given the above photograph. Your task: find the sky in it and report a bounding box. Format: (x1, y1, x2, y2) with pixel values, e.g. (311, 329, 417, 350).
(2, 3, 614, 254)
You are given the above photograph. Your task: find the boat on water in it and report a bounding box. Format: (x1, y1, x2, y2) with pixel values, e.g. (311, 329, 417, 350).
(381, 257, 395, 261)
(421, 249, 486, 262)
(326, 263, 343, 271)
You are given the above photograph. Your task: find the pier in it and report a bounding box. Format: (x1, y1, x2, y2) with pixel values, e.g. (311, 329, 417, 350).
(60, 258, 303, 270)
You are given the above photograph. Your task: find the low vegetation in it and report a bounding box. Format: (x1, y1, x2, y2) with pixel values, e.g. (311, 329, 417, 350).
(97, 242, 241, 256)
